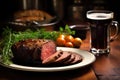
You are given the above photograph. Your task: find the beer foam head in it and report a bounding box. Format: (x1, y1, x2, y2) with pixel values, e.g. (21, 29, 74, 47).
(87, 12, 113, 20)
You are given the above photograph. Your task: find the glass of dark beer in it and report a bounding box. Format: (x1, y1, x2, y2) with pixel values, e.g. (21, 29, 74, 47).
(86, 10, 119, 55)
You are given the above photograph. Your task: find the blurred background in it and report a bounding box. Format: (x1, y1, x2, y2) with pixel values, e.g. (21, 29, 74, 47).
(0, 0, 119, 32)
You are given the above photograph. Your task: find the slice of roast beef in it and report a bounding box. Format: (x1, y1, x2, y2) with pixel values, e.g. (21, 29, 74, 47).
(42, 50, 63, 64)
(70, 53, 83, 64)
(55, 51, 71, 63)
(11, 39, 56, 65)
(63, 52, 75, 64)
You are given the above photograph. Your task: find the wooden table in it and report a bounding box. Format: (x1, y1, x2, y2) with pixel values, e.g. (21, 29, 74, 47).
(0, 31, 120, 80)
(93, 39, 120, 80)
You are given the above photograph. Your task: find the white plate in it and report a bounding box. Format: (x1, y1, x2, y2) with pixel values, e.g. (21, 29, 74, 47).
(0, 47, 96, 72)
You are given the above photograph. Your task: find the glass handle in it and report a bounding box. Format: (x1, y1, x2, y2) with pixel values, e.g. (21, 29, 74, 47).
(110, 21, 119, 42)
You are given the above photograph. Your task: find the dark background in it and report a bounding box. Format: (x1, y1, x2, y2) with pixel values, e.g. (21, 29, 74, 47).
(0, 0, 120, 31)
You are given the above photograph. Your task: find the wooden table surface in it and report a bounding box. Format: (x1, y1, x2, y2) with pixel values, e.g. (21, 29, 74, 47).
(93, 39, 120, 80)
(0, 30, 120, 80)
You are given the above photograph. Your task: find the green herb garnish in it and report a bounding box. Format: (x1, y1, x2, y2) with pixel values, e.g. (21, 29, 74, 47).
(59, 25, 75, 35)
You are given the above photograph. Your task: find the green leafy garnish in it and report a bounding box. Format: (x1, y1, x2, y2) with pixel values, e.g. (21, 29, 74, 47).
(59, 25, 75, 35)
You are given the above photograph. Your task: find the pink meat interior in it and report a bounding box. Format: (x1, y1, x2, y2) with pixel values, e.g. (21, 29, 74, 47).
(41, 41, 56, 61)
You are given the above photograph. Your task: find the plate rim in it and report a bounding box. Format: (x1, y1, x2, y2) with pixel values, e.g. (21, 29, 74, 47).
(0, 47, 96, 72)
